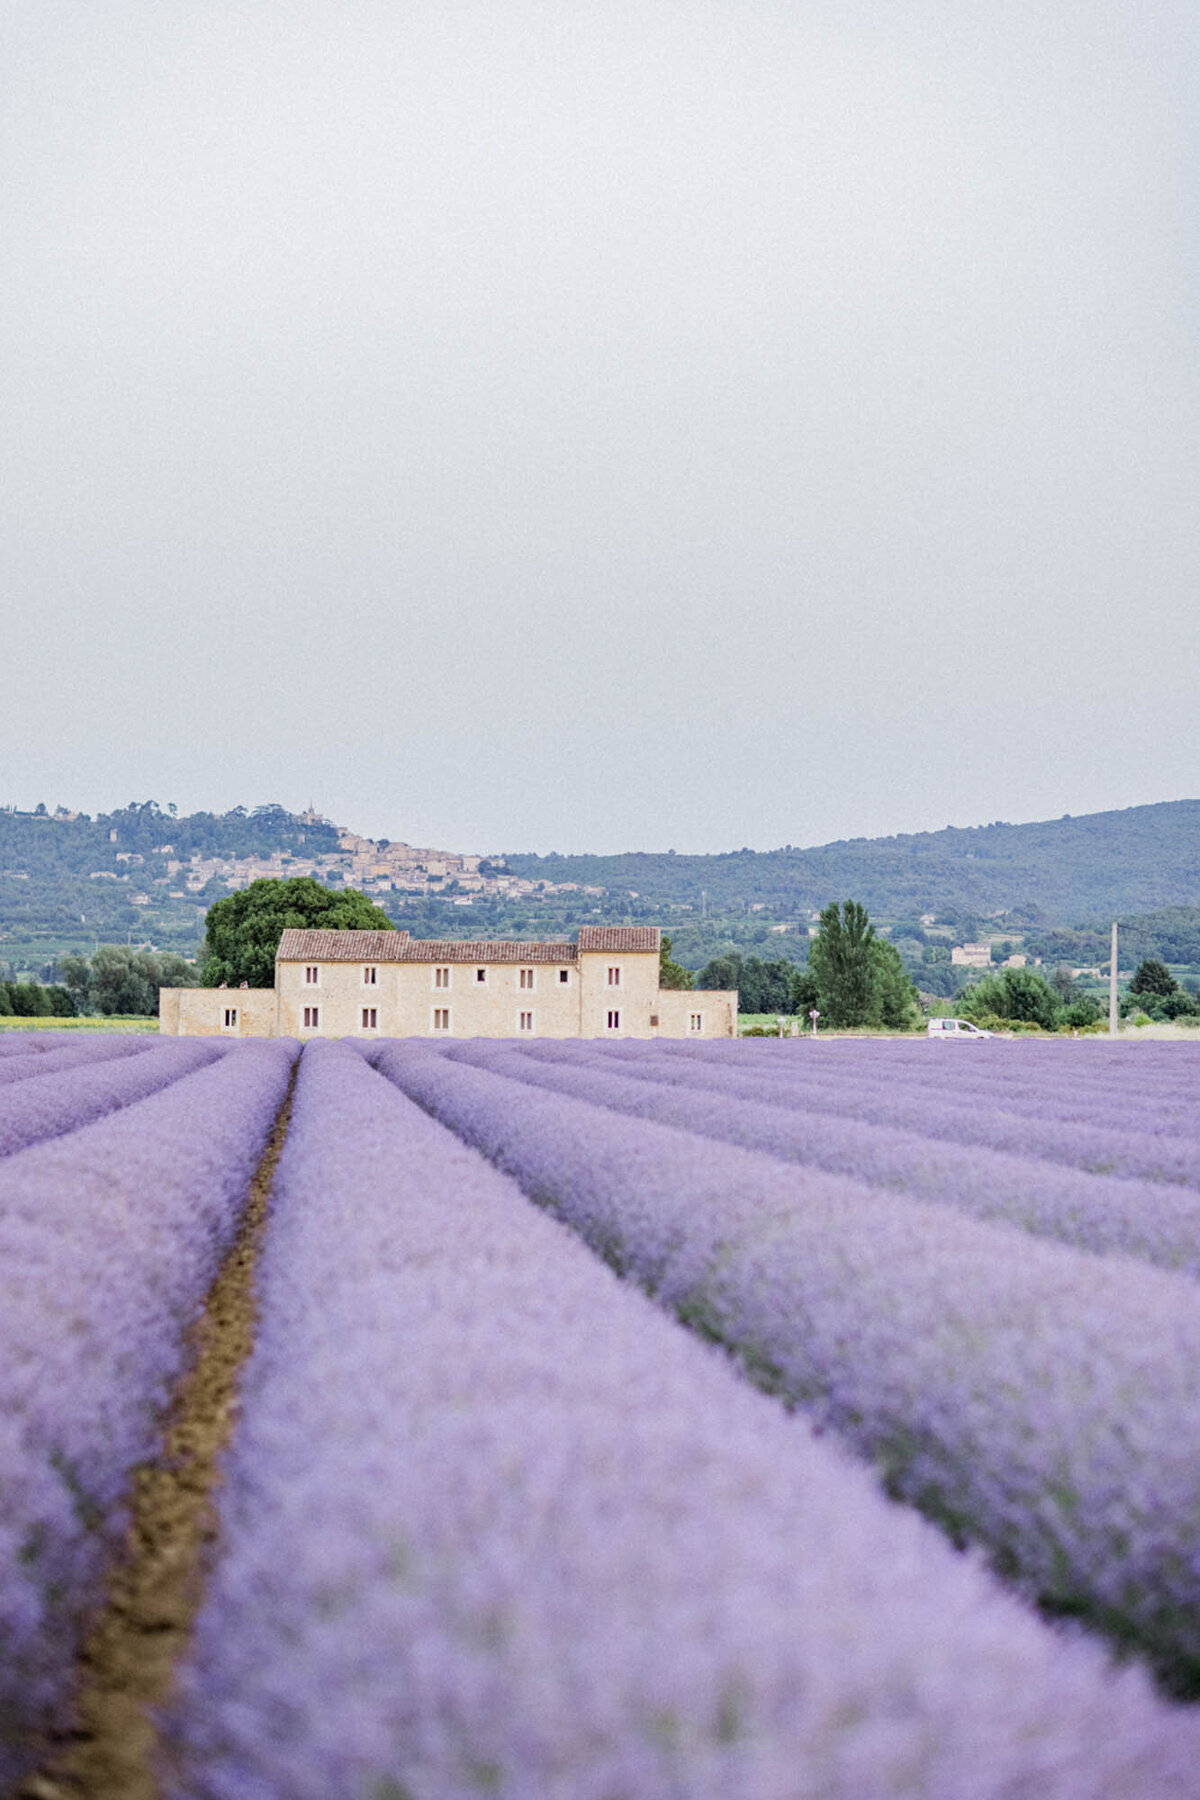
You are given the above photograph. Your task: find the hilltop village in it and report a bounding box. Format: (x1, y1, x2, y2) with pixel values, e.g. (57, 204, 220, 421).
(12, 807, 602, 909)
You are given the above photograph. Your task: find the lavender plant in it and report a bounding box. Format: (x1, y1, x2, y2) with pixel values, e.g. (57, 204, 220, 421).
(462, 1040, 1200, 1278)
(579, 1040, 1200, 1187)
(0, 1039, 225, 1160)
(374, 1041, 1200, 1691)
(0, 1035, 152, 1091)
(0, 1039, 296, 1787)
(168, 1041, 1200, 1800)
(710, 1044, 1200, 1137)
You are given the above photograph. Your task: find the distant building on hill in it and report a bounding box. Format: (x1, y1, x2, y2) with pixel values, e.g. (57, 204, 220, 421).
(159, 926, 737, 1041)
(951, 942, 993, 968)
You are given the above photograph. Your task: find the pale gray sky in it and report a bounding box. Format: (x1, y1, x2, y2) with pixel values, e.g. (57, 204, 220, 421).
(3, 2, 1198, 853)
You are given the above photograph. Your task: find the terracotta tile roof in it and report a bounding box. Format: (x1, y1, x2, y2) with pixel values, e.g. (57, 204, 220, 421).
(277, 927, 661, 963)
(576, 926, 662, 953)
(395, 940, 578, 964)
(275, 929, 577, 965)
(276, 929, 412, 962)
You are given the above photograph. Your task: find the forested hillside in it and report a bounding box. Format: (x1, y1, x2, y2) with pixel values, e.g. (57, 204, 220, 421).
(499, 801, 1200, 922)
(0, 803, 339, 973)
(3, 797, 1199, 982)
(0, 802, 337, 879)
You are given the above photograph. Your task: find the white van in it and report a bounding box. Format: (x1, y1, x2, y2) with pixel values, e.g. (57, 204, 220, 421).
(927, 1017, 994, 1039)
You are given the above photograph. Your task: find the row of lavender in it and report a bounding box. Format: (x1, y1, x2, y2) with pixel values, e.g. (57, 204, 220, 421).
(0, 1038, 295, 1788)
(368, 1040, 1200, 1697)
(442, 1039, 1200, 1275)
(610, 1038, 1200, 1183)
(167, 1042, 1200, 1800)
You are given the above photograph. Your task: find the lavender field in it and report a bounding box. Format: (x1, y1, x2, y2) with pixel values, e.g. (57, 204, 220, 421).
(4, 1032, 1200, 1799)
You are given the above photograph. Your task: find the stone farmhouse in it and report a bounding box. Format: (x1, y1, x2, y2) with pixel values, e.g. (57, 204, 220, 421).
(159, 926, 738, 1041)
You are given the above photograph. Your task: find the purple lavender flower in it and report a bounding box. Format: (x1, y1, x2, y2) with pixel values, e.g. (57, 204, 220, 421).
(0, 1039, 225, 1159)
(373, 1040, 1200, 1690)
(168, 1041, 1200, 1799)
(446, 1039, 1200, 1278)
(585, 1038, 1200, 1187)
(0, 1035, 152, 1091)
(0, 1040, 296, 1786)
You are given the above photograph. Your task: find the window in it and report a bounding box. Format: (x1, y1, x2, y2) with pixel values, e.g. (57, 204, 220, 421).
(649, 1014, 659, 1028)
(476, 967, 487, 983)
(361, 1007, 378, 1030)
(303, 1006, 320, 1030)
(607, 966, 621, 987)
(519, 967, 535, 989)
(558, 968, 569, 984)
(607, 1009, 621, 1031)
(434, 966, 451, 989)
(222, 1007, 238, 1030)
(690, 1013, 703, 1033)
(363, 966, 378, 986)
(432, 1008, 450, 1032)
(304, 965, 319, 985)
(519, 1011, 534, 1032)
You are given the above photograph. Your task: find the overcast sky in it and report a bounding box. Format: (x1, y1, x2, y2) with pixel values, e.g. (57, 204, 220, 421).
(3, 2, 1198, 853)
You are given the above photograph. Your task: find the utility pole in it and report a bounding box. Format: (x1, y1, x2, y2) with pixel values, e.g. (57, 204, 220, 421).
(1109, 921, 1119, 1036)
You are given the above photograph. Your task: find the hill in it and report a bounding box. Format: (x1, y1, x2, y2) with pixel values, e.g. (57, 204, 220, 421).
(497, 801, 1200, 924)
(3, 797, 1199, 981)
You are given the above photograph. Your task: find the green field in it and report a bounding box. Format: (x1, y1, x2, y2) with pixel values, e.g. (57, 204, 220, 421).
(0, 1016, 159, 1032)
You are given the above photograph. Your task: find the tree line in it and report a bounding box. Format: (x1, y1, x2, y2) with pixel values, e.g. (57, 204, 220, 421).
(5, 881, 1194, 1032)
(955, 958, 1200, 1031)
(695, 901, 922, 1029)
(0, 948, 202, 1019)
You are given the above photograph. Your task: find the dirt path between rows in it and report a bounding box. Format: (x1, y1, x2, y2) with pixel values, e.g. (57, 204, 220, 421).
(18, 1079, 294, 1800)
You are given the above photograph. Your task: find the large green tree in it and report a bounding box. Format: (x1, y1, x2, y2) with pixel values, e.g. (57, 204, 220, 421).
(807, 900, 878, 1027)
(871, 940, 922, 1030)
(959, 967, 1059, 1030)
(805, 901, 920, 1029)
(59, 955, 92, 1012)
(7, 982, 54, 1018)
(1129, 958, 1177, 997)
(73, 947, 199, 1016)
(695, 952, 805, 1014)
(201, 877, 393, 988)
(658, 934, 695, 990)
(89, 947, 157, 1016)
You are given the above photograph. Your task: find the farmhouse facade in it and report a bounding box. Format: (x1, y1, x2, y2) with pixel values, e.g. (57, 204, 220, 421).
(159, 926, 738, 1040)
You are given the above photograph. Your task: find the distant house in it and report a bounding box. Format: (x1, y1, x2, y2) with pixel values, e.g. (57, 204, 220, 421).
(951, 942, 993, 969)
(160, 926, 737, 1041)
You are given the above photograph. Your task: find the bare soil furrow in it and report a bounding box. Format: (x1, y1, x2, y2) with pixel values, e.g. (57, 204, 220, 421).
(16, 1078, 294, 1800)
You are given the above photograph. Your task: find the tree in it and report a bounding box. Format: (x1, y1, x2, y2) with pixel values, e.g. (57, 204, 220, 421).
(658, 934, 695, 990)
(807, 900, 877, 1027)
(959, 968, 1059, 1030)
(201, 877, 394, 989)
(59, 955, 92, 1012)
(1050, 964, 1078, 1002)
(736, 957, 798, 1014)
(697, 952, 742, 994)
(54, 950, 198, 1017)
(90, 946, 159, 1016)
(871, 940, 921, 1029)
(9, 982, 53, 1017)
(790, 969, 819, 1015)
(1129, 958, 1177, 997)
(158, 953, 201, 990)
